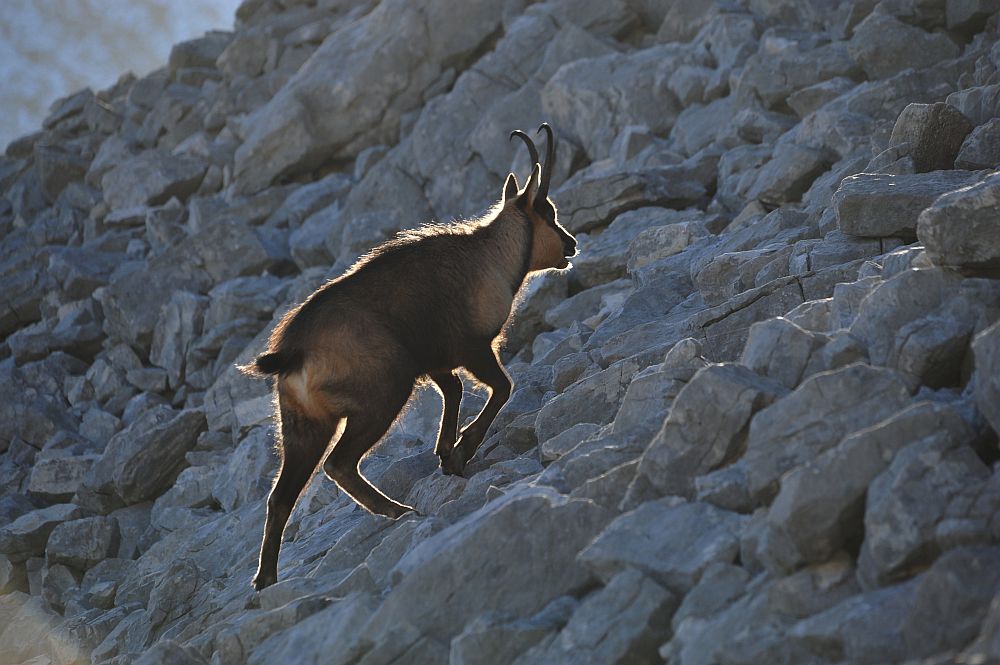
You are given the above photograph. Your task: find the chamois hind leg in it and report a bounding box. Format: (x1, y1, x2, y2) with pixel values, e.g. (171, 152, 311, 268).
(429, 370, 463, 465)
(253, 405, 331, 591)
(322, 384, 417, 518)
(443, 345, 512, 476)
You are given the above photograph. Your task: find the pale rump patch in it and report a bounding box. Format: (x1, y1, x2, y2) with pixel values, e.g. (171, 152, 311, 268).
(279, 357, 346, 426)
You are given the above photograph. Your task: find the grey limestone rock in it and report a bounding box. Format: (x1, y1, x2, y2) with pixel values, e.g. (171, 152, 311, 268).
(82, 405, 205, 506)
(580, 499, 745, 594)
(628, 363, 787, 503)
(743, 363, 913, 505)
(918, 170, 1000, 274)
(101, 149, 206, 211)
(756, 401, 972, 575)
(233, 0, 512, 194)
(956, 117, 1000, 169)
(543, 43, 704, 161)
(45, 516, 120, 571)
(740, 316, 828, 389)
(0, 504, 83, 563)
(973, 320, 1000, 436)
(518, 569, 677, 665)
(835, 170, 985, 239)
(858, 430, 995, 587)
(848, 14, 959, 81)
(888, 102, 973, 172)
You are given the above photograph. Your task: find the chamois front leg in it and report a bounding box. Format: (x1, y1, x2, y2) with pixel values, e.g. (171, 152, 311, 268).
(429, 370, 463, 466)
(443, 347, 511, 476)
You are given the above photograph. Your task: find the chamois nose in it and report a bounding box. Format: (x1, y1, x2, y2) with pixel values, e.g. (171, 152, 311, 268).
(563, 238, 577, 257)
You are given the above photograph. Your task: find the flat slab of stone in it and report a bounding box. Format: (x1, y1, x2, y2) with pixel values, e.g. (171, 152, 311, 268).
(835, 170, 984, 239)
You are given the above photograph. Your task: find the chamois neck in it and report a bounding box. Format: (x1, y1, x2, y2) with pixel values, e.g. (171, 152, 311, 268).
(483, 207, 533, 293)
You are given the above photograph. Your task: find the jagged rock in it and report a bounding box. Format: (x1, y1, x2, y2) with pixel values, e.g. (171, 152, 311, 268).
(664, 555, 858, 664)
(850, 267, 1000, 385)
(743, 363, 913, 505)
(168, 31, 231, 74)
(789, 231, 882, 274)
(612, 338, 708, 439)
(834, 170, 984, 238)
(82, 405, 205, 507)
(956, 117, 1000, 169)
(736, 37, 860, 112)
(747, 142, 832, 207)
(0, 504, 83, 563)
(785, 297, 833, 332)
(27, 454, 99, 502)
(539, 423, 602, 464)
(0, 240, 55, 339)
(857, 429, 995, 587)
(580, 500, 745, 594)
(99, 219, 272, 350)
(918, 171, 1000, 274)
(628, 364, 787, 503)
(534, 355, 645, 444)
(45, 516, 120, 571)
(585, 270, 692, 357)
(573, 207, 687, 289)
(728, 107, 798, 146)
(212, 426, 278, 513)
(134, 639, 210, 665)
(671, 98, 736, 156)
(150, 291, 208, 390)
(518, 569, 676, 665)
(787, 76, 856, 118)
(234, 0, 512, 195)
(790, 546, 1000, 662)
(756, 402, 972, 575)
(947, 0, 1000, 31)
(544, 44, 704, 161)
(34, 145, 89, 203)
(973, 320, 1000, 436)
(554, 162, 707, 234)
(450, 597, 577, 665)
(946, 83, 1000, 127)
(101, 149, 206, 211)
(848, 13, 959, 80)
(740, 317, 827, 389)
(626, 219, 706, 274)
(694, 275, 810, 361)
(888, 102, 973, 172)
(695, 246, 793, 307)
(354, 487, 610, 653)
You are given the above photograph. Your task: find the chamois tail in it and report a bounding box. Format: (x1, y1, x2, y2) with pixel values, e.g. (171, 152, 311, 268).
(239, 348, 305, 377)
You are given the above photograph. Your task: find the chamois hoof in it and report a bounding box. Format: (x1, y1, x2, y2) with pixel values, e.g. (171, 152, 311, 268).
(440, 453, 467, 477)
(252, 570, 276, 591)
(383, 503, 419, 520)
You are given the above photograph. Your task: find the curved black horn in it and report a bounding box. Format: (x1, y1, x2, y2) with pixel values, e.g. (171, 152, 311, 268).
(509, 130, 539, 170)
(536, 123, 555, 200)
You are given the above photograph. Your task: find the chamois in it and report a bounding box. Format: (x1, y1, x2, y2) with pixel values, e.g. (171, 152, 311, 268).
(241, 124, 576, 590)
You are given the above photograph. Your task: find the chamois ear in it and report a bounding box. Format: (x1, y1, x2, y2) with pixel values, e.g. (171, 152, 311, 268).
(518, 163, 542, 208)
(503, 172, 519, 203)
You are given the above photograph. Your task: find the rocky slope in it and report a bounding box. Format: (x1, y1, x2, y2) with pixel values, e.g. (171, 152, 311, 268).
(2, 0, 1000, 663)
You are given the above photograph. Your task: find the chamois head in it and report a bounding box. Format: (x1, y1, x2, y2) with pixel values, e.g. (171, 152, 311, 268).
(507, 124, 577, 271)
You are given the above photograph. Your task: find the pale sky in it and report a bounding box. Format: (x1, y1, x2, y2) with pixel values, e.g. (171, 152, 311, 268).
(0, 0, 241, 149)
